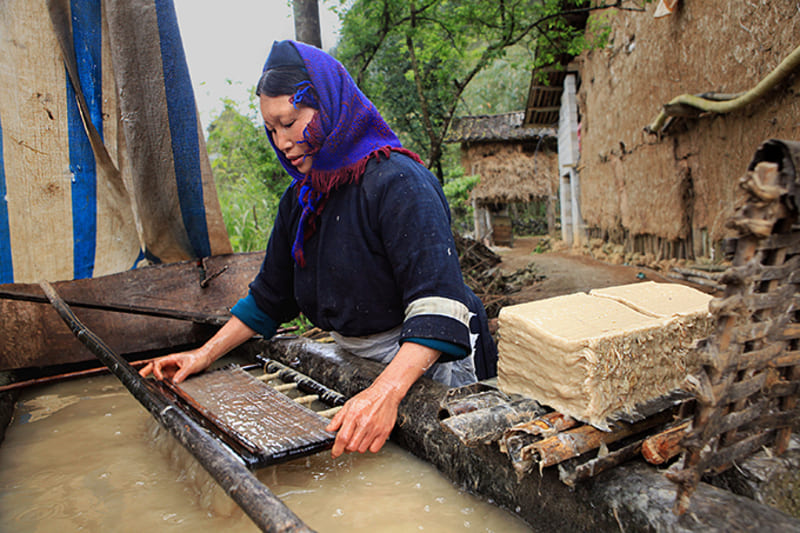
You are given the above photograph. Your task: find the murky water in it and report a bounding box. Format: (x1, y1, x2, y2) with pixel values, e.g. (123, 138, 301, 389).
(0, 374, 531, 532)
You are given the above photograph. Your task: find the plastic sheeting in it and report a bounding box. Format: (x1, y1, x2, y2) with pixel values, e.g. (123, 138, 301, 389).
(0, 0, 231, 284)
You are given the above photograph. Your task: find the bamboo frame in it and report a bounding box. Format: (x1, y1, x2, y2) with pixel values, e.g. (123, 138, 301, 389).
(668, 139, 800, 514)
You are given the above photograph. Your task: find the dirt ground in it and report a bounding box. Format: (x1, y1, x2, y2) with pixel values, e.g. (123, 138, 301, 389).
(493, 236, 689, 305)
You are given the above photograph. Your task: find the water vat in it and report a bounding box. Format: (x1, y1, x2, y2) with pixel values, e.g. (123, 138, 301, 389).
(0, 374, 531, 532)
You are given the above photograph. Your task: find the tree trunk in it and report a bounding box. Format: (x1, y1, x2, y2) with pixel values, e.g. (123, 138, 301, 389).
(292, 0, 322, 48)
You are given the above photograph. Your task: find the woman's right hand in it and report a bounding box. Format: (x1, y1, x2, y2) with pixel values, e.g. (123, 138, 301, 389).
(138, 316, 257, 384)
(138, 348, 212, 384)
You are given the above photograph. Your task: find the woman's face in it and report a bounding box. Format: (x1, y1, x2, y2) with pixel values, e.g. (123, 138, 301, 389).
(260, 94, 317, 175)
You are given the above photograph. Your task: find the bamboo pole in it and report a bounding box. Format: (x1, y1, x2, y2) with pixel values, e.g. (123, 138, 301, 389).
(38, 280, 313, 533)
(524, 411, 673, 468)
(559, 438, 645, 487)
(505, 411, 577, 439)
(642, 421, 691, 465)
(0, 358, 154, 393)
(260, 357, 347, 407)
(0, 360, 264, 394)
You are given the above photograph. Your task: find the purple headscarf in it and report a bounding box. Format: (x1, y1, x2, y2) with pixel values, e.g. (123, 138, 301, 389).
(261, 40, 422, 266)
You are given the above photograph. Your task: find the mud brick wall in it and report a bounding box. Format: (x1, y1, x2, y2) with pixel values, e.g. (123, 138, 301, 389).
(577, 2, 800, 257)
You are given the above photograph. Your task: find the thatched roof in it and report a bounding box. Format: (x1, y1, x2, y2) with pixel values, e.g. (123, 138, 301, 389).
(467, 144, 560, 204)
(445, 112, 555, 143)
(445, 112, 559, 204)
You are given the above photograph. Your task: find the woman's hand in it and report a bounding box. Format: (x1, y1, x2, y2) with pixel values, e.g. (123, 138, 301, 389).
(325, 341, 440, 458)
(326, 380, 402, 457)
(138, 316, 257, 384)
(138, 349, 212, 384)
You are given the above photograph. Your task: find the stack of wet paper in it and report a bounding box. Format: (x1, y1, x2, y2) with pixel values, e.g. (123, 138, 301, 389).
(497, 282, 714, 429)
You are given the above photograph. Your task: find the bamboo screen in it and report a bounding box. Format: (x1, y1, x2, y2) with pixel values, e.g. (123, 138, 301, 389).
(668, 139, 800, 513)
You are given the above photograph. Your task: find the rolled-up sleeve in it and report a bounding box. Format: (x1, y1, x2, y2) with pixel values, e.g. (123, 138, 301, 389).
(230, 292, 279, 338)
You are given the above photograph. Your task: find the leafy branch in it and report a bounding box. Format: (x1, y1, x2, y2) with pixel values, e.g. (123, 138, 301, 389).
(336, 0, 653, 175)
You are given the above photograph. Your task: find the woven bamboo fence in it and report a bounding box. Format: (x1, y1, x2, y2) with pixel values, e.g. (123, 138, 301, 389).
(668, 139, 800, 513)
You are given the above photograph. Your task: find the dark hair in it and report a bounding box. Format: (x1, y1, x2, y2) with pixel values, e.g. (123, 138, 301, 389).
(256, 66, 318, 108)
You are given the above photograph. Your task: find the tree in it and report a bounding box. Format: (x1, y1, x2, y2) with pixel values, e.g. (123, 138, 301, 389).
(335, 0, 650, 178)
(206, 98, 286, 189)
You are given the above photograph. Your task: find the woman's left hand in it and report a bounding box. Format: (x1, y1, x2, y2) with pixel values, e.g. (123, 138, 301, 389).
(325, 379, 402, 457)
(325, 341, 440, 458)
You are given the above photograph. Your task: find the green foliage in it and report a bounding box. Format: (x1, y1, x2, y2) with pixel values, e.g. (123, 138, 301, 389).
(206, 96, 291, 252)
(443, 173, 480, 235)
(443, 173, 480, 203)
(440, 145, 480, 233)
(206, 96, 288, 190)
(215, 173, 280, 252)
(287, 313, 316, 336)
(512, 201, 552, 236)
(456, 44, 534, 116)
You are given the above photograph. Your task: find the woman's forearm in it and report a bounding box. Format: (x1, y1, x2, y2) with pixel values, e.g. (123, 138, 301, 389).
(196, 315, 258, 366)
(371, 341, 441, 405)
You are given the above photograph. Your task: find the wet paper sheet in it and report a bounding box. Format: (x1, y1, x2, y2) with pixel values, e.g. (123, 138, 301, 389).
(165, 365, 335, 468)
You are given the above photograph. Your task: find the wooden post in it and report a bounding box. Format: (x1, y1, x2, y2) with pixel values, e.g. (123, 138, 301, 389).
(292, 0, 322, 47)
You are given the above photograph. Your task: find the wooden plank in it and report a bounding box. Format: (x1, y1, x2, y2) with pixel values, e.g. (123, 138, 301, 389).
(0, 252, 263, 370)
(0, 288, 230, 325)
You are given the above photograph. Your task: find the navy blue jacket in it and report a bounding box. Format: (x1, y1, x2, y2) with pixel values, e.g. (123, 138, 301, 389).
(237, 152, 489, 364)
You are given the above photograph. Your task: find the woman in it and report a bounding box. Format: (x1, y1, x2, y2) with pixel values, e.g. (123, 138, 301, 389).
(140, 40, 497, 458)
